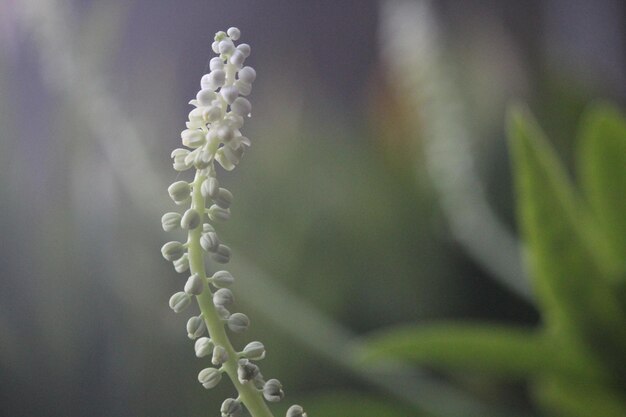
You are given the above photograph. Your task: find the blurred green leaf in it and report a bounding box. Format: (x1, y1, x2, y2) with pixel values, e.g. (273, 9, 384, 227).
(534, 376, 626, 417)
(357, 323, 592, 378)
(507, 105, 626, 360)
(300, 392, 420, 417)
(577, 103, 626, 270)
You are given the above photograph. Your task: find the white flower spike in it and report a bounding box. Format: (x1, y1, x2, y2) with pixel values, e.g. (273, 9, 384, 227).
(160, 28, 301, 417)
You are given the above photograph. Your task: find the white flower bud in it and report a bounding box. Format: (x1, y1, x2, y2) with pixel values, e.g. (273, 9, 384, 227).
(242, 341, 265, 360)
(171, 148, 192, 171)
(234, 80, 252, 96)
(209, 57, 224, 71)
(167, 181, 190, 204)
(161, 212, 181, 231)
(200, 231, 220, 252)
(187, 315, 206, 339)
(216, 305, 231, 319)
(229, 50, 245, 67)
(227, 27, 241, 40)
(208, 205, 231, 222)
(218, 40, 235, 56)
(263, 379, 284, 402)
(212, 345, 229, 365)
(198, 367, 222, 389)
(213, 188, 233, 209)
(197, 89, 217, 106)
(201, 177, 220, 198)
(168, 291, 191, 313)
(211, 270, 234, 288)
(180, 208, 201, 230)
(238, 66, 256, 84)
(211, 41, 220, 54)
(227, 313, 249, 333)
(194, 337, 214, 358)
(286, 405, 307, 417)
(221, 398, 243, 417)
(173, 253, 190, 273)
(220, 86, 239, 105)
(188, 108, 204, 125)
(231, 97, 251, 117)
(203, 105, 222, 123)
(203, 223, 215, 233)
(215, 148, 236, 171)
(213, 288, 234, 307)
(237, 358, 260, 384)
(161, 241, 185, 261)
(236, 43, 251, 58)
(184, 273, 204, 295)
(201, 70, 226, 90)
(181, 129, 206, 148)
(212, 244, 232, 264)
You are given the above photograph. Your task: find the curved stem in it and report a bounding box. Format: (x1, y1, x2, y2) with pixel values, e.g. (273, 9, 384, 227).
(188, 171, 274, 417)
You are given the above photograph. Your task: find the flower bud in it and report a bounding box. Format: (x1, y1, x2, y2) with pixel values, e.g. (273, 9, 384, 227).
(203, 223, 215, 233)
(187, 315, 206, 339)
(218, 40, 235, 56)
(200, 231, 220, 252)
(201, 69, 226, 90)
(286, 405, 307, 417)
(242, 341, 265, 360)
(197, 89, 217, 106)
(229, 50, 245, 67)
(203, 105, 222, 123)
(212, 345, 229, 365)
(198, 367, 222, 389)
(221, 398, 243, 417)
(231, 97, 251, 117)
(238, 66, 256, 84)
(194, 337, 214, 358)
(212, 244, 232, 264)
(234, 80, 252, 96)
(167, 181, 190, 204)
(237, 358, 260, 384)
(227, 27, 240, 40)
(173, 253, 189, 273)
(213, 188, 233, 209)
(180, 208, 201, 230)
(194, 149, 213, 169)
(161, 212, 181, 231)
(171, 148, 192, 171)
(227, 313, 249, 333)
(237, 43, 251, 58)
(181, 129, 206, 148)
(263, 379, 284, 402)
(201, 177, 220, 198)
(216, 305, 231, 319)
(161, 241, 185, 261)
(168, 291, 191, 313)
(213, 288, 234, 307)
(208, 205, 231, 222)
(209, 57, 224, 71)
(184, 273, 204, 295)
(221, 86, 239, 105)
(211, 270, 234, 288)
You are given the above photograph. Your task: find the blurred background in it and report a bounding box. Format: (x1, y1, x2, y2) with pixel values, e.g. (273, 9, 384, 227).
(1, 0, 625, 416)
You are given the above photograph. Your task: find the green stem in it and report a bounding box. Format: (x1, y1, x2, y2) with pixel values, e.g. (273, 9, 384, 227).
(188, 171, 275, 417)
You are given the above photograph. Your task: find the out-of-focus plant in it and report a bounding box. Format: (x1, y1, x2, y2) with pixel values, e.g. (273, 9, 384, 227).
(359, 103, 626, 417)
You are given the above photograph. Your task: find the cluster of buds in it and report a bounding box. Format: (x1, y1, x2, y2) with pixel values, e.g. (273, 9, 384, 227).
(161, 27, 306, 417)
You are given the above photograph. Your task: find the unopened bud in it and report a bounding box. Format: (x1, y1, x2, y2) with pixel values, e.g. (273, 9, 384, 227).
(212, 345, 229, 365)
(168, 291, 191, 313)
(212, 244, 231, 264)
(208, 204, 231, 222)
(187, 315, 206, 339)
(194, 337, 214, 358)
(161, 241, 185, 261)
(242, 341, 265, 360)
(200, 231, 220, 252)
(213, 188, 233, 209)
(213, 288, 234, 307)
(173, 254, 189, 273)
(180, 208, 201, 230)
(227, 313, 249, 333)
(263, 379, 284, 402)
(211, 270, 234, 288)
(286, 405, 307, 417)
(201, 177, 220, 198)
(198, 367, 222, 389)
(221, 398, 243, 417)
(161, 212, 181, 231)
(237, 359, 260, 384)
(184, 273, 204, 295)
(167, 181, 190, 205)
